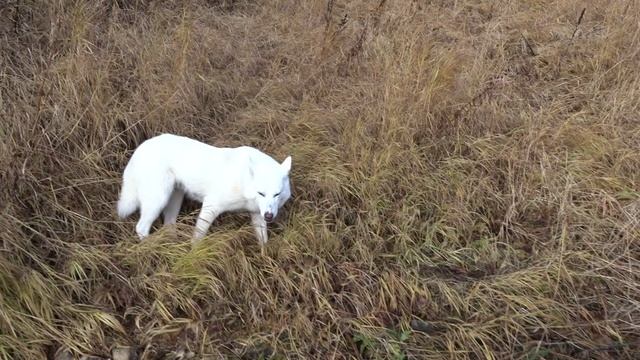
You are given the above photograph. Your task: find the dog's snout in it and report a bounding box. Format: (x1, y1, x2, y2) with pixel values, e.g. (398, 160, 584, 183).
(264, 212, 274, 222)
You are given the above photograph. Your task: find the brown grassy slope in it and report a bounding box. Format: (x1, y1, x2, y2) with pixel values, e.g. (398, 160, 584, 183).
(1, 0, 639, 359)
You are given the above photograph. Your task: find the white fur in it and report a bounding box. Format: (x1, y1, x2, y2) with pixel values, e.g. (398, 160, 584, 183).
(117, 133, 292, 245)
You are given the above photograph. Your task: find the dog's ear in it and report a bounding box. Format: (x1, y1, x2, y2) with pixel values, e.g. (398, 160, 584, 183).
(281, 156, 292, 174)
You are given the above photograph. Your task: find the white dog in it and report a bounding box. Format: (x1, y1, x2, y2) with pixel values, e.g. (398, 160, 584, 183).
(117, 133, 292, 245)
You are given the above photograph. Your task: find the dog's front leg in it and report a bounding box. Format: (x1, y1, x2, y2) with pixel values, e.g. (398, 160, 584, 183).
(251, 213, 268, 246)
(192, 200, 219, 243)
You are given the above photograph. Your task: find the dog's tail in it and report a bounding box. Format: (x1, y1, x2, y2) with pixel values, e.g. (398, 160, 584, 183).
(117, 176, 138, 219)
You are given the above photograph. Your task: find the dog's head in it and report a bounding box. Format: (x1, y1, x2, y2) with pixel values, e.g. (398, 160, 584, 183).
(250, 155, 292, 223)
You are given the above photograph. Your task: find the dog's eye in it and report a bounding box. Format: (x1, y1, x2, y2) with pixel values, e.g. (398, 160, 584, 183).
(273, 192, 280, 197)
(258, 192, 265, 197)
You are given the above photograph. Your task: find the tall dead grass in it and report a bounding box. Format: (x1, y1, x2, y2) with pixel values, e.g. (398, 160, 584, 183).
(1, 0, 639, 359)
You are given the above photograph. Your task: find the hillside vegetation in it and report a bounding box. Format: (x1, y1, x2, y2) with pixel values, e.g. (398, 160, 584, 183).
(1, 0, 639, 359)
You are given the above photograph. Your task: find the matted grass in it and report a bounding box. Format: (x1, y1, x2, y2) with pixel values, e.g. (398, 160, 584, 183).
(1, 0, 639, 359)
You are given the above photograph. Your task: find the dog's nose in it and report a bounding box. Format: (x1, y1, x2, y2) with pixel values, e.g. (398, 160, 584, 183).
(264, 212, 274, 222)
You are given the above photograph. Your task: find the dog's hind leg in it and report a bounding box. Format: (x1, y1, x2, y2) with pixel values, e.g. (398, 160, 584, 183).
(136, 174, 175, 239)
(163, 188, 185, 225)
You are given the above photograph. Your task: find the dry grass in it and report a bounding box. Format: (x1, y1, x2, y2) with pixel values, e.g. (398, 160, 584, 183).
(1, 0, 640, 359)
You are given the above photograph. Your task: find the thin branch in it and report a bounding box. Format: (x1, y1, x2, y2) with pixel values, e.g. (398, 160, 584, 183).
(521, 33, 536, 56)
(571, 8, 587, 39)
